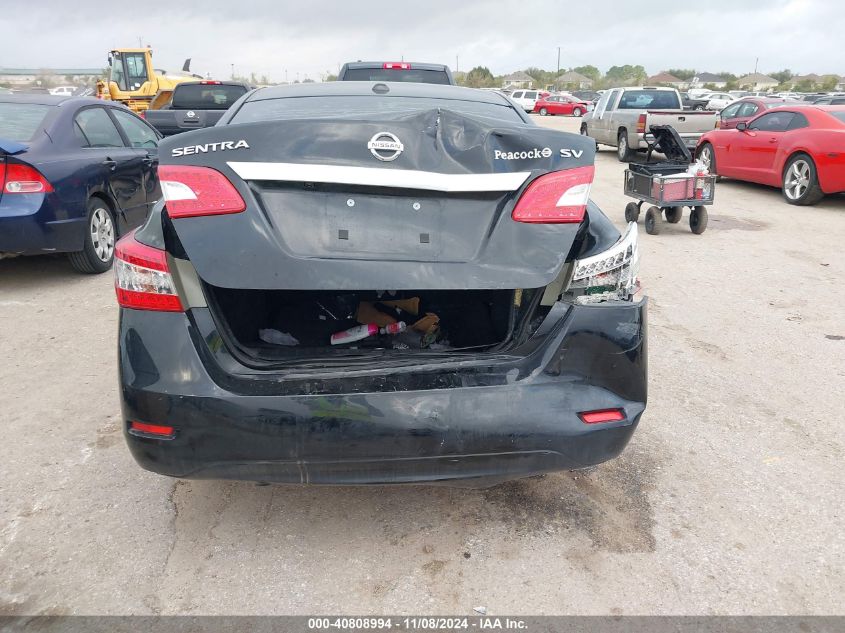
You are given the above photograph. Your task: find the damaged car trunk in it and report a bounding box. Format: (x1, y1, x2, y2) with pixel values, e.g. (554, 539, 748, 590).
(116, 81, 646, 485)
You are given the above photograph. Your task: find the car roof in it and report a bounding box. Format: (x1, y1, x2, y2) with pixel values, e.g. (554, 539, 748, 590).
(341, 61, 449, 71)
(0, 94, 111, 108)
(246, 81, 512, 106)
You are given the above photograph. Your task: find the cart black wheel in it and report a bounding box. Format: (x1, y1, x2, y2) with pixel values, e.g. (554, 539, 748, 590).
(664, 207, 682, 223)
(624, 202, 640, 223)
(690, 206, 708, 234)
(645, 206, 662, 235)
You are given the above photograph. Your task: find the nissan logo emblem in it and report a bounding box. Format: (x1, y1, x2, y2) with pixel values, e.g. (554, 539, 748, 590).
(367, 132, 404, 162)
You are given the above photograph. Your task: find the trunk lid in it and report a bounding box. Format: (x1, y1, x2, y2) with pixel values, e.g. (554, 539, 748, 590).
(158, 109, 595, 290)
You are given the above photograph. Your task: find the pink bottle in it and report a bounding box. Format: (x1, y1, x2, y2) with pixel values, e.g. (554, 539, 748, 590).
(330, 324, 379, 345)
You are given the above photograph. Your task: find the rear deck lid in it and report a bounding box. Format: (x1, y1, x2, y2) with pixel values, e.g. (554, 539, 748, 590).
(158, 109, 595, 290)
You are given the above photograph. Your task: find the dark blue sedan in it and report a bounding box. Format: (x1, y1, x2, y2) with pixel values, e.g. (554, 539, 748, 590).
(0, 95, 161, 273)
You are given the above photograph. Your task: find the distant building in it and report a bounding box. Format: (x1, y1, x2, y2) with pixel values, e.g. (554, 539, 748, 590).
(501, 71, 535, 90)
(737, 73, 779, 92)
(690, 72, 728, 89)
(647, 72, 685, 88)
(0, 68, 102, 86)
(554, 71, 593, 90)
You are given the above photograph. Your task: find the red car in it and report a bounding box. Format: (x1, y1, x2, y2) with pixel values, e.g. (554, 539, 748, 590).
(718, 97, 797, 129)
(696, 105, 845, 205)
(533, 95, 591, 117)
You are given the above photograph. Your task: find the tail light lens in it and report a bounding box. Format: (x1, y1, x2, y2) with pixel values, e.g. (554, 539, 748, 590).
(159, 165, 245, 218)
(129, 421, 175, 438)
(565, 222, 639, 304)
(511, 166, 594, 223)
(579, 409, 625, 424)
(636, 113, 647, 134)
(383, 62, 411, 70)
(114, 231, 183, 312)
(1, 162, 54, 194)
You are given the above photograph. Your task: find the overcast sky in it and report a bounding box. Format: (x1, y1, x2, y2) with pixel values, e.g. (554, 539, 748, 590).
(1, 0, 841, 81)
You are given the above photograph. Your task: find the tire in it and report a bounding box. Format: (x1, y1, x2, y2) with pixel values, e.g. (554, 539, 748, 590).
(697, 143, 717, 176)
(617, 130, 636, 162)
(664, 207, 683, 223)
(644, 206, 662, 235)
(782, 154, 824, 206)
(624, 202, 640, 223)
(690, 206, 708, 234)
(572, 107, 583, 117)
(539, 107, 548, 116)
(68, 198, 116, 274)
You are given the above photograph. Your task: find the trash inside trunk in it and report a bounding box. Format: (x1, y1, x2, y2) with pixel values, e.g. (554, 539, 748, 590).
(205, 287, 532, 360)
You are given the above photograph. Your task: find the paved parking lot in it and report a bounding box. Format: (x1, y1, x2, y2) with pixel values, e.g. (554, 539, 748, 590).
(1, 115, 843, 616)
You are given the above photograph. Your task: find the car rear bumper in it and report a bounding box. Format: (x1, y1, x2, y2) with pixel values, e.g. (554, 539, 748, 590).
(119, 299, 648, 485)
(0, 194, 85, 255)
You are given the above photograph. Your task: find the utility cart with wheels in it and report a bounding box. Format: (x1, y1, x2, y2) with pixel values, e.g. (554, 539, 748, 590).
(622, 125, 716, 235)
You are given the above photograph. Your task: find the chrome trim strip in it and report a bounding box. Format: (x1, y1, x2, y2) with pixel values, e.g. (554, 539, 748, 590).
(226, 162, 531, 192)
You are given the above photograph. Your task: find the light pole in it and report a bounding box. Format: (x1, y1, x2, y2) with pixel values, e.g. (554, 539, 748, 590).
(557, 47, 561, 75)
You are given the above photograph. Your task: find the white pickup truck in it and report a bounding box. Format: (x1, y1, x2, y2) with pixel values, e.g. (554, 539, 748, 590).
(580, 87, 718, 161)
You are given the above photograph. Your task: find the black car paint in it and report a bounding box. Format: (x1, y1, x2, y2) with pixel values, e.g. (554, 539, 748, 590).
(0, 95, 160, 255)
(122, 82, 647, 485)
(142, 81, 251, 137)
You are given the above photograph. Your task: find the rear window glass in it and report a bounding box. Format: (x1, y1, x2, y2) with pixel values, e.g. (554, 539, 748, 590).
(830, 113, 845, 124)
(0, 103, 52, 142)
(232, 95, 524, 124)
(617, 90, 680, 109)
(171, 84, 248, 110)
(341, 68, 450, 84)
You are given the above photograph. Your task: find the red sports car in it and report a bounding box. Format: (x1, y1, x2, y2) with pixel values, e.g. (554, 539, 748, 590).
(696, 105, 845, 205)
(533, 95, 591, 117)
(718, 97, 797, 129)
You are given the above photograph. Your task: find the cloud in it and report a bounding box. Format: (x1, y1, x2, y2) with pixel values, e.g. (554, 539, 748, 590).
(1, 0, 841, 81)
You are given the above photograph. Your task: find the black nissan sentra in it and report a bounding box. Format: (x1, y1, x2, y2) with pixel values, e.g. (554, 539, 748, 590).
(115, 81, 647, 486)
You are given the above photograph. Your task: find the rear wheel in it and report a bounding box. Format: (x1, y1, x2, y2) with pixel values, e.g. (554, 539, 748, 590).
(664, 207, 683, 223)
(690, 206, 708, 234)
(782, 154, 824, 206)
(644, 206, 662, 235)
(68, 199, 116, 274)
(572, 107, 583, 117)
(539, 107, 548, 116)
(617, 130, 636, 162)
(624, 202, 640, 223)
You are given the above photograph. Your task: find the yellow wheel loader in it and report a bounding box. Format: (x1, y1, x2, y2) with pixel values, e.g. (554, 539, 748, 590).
(96, 48, 204, 112)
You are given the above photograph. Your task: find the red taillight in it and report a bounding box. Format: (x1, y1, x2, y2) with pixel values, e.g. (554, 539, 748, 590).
(200, 80, 222, 85)
(383, 62, 411, 70)
(129, 421, 175, 438)
(511, 166, 594, 224)
(159, 165, 246, 218)
(2, 162, 54, 194)
(114, 231, 183, 312)
(636, 113, 647, 134)
(578, 409, 626, 424)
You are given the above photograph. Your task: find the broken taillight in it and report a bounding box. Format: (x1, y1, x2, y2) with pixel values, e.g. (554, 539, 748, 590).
(159, 165, 246, 218)
(511, 166, 594, 223)
(114, 231, 183, 312)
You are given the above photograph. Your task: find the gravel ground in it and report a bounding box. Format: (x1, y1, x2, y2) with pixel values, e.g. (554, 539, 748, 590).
(1, 115, 843, 616)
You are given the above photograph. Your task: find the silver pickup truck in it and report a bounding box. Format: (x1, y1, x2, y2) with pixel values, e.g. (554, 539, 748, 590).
(580, 87, 717, 161)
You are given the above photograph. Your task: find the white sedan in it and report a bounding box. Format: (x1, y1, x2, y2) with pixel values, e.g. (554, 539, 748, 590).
(705, 92, 736, 110)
